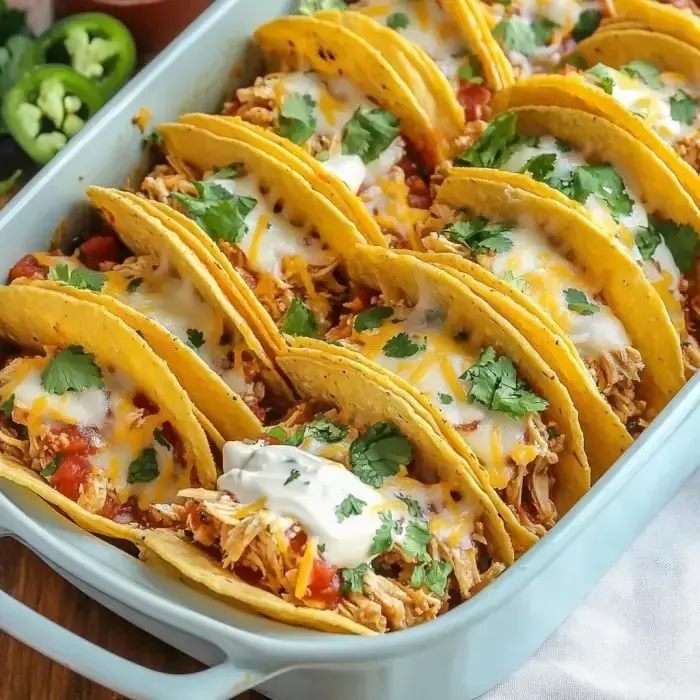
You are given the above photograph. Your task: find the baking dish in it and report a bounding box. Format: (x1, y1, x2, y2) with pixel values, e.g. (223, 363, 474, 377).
(1, 1, 700, 698)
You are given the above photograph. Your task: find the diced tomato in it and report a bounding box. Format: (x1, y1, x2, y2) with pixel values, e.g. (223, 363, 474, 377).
(50, 455, 92, 501)
(286, 526, 307, 553)
(100, 497, 136, 523)
(133, 392, 159, 415)
(7, 254, 49, 283)
(48, 425, 99, 456)
(406, 176, 432, 210)
(251, 404, 266, 423)
(77, 234, 122, 269)
(307, 559, 341, 608)
(185, 500, 205, 530)
(457, 82, 492, 123)
(159, 420, 185, 465)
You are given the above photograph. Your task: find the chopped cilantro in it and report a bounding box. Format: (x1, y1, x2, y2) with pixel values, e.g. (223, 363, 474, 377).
(354, 306, 393, 332)
(521, 152, 556, 180)
(410, 559, 453, 596)
(126, 277, 143, 293)
(335, 494, 367, 522)
(212, 164, 241, 179)
(48, 263, 105, 292)
(635, 224, 662, 261)
(386, 11, 409, 30)
(342, 107, 400, 164)
(369, 511, 401, 556)
(438, 392, 453, 405)
(458, 55, 483, 85)
(41, 346, 104, 395)
(572, 9, 601, 42)
(1, 393, 14, 418)
(186, 328, 204, 349)
(502, 270, 529, 293)
(397, 494, 422, 517)
(563, 54, 587, 70)
(284, 468, 301, 486)
(172, 181, 256, 243)
(670, 89, 697, 125)
(402, 519, 430, 560)
(645, 216, 699, 273)
(531, 18, 556, 46)
(555, 138, 572, 153)
(441, 217, 513, 255)
(493, 17, 550, 57)
(454, 112, 523, 168)
(460, 346, 548, 419)
(564, 288, 599, 315)
(306, 416, 348, 443)
(586, 64, 614, 95)
(547, 425, 560, 439)
(266, 425, 288, 441)
(154, 427, 171, 448)
(127, 448, 159, 484)
(299, 0, 347, 14)
(340, 563, 370, 593)
(383, 332, 427, 358)
(349, 422, 413, 487)
(40, 453, 62, 478)
(557, 164, 633, 222)
(318, 543, 327, 554)
(281, 298, 319, 338)
(284, 427, 307, 447)
(621, 60, 662, 89)
(143, 131, 162, 147)
(278, 93, 317, 146)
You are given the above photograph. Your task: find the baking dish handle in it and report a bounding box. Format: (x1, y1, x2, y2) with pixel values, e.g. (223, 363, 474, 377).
(0, 589, 265, 700)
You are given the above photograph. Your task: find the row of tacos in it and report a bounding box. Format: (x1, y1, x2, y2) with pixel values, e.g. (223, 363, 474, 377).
(2, 3, 700, 635)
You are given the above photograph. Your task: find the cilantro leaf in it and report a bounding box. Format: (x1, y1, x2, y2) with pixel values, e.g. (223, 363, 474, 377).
(572, 9, 601, 42)
(521, 152, 556, 180)
(397, 494, 422, 517)
(369, 511, 401, 556)
(127, 277, 143, 293)
(410, 560, 453, 596)
(438, 392, 453, 405)
(278, 93, 317, 146)
(646, 216, 699, 273)
(621, 60, 662, 89)
(186, 328, 204, 349)
(354, 306, 393, 332)
(349, 422, 413, 487)
(41, 346, 104, 395)
(40, 453, 63, 478)
(565, 164, 633, 221)
(299, 0, 347, 14)
(1, 393, 14, 418)
(531, 18, 556, 46)
(172, 181, 256, 243)
(455, 112, 524, 168)
(493, 18, 538, 56)
(143, 131, 162, 147)
(48, 263, 106, 292)
(127, 448, 159, 484)
(335, 494, 367, 522)
(502, 270, 529, 293)
(0, 169, 21, 196)
(382, 332, 427, 358)
(458, 55, 483, 85)
(212, 164, 241, 179)
(670, 89, 697, 125)
(342, 107, 400, 164)
(635, 224, 662, 261)
(402, 519, 430, 560)
(306, 416, 348, 443)
(586, 64, 614, 95)
(266, 425, 288, 441)
(340, 563, 370, 593)
(564, 288, 599, 315)
(284, 468, 301, 486)
(460, 346, 548, 419)
(386, 11, 409, 30)
(284, 427, 307, 447)
(441, 217, 514, 255)
(154, 427, 171, 448)
(281, 298, 319, 338)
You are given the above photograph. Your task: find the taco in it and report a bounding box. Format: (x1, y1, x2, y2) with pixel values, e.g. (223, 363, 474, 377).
(493, 30, 700, 207)
(613, 0, 700, 40)
(0, 285, 216, 542)
(415, 169, 684, 429)
(455, 107, 700, 378)
(218, 14, 443, 248)
(143, 351, 514, 635)
(6, 186, 294, 443)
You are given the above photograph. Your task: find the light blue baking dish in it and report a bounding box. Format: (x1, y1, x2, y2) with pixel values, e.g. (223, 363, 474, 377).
(1, 1, 700, 698)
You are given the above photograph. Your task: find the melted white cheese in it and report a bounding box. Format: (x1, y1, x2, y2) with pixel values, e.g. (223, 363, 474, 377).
(320, 154, 367, 193)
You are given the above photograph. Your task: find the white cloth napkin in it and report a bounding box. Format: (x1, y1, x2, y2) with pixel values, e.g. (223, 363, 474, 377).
(485, 468, 700, 700)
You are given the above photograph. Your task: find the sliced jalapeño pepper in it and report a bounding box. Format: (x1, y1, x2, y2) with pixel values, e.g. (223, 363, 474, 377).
(29, 13, 136, 98)
(2, 64, 105, 165)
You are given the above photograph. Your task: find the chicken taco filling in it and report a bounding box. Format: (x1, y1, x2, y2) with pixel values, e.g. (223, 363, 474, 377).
(344, 0, 493, 121)
(325, 295, 563, 532)
(482, 0, 609, 77)
(152, 405, 505, 633)
(0, 344, 192, 523)
(8, 233, 274, 422)
(222, 70, 433, 247)
(140, 162, 350, 337)
(574, 60, 700, 171)
(458, 112, 700, 374)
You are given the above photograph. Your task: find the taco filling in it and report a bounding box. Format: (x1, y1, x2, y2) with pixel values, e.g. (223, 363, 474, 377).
(577, 61, 700, 171)
(483, 0, 608, 76)
(222, 70, 432, 246)
(458, 112, 700, 374)
(346, 0, 492, 120)
(8, 234, 273, 422)
(152, 407, 505, 633)
(0, 344, 192, 523)
(326, 296, 563, 532)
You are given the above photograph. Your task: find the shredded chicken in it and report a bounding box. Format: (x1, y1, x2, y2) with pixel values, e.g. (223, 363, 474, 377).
(675, 133, 700, 173)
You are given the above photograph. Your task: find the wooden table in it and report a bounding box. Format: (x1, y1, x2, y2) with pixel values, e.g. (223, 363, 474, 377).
(0, 539, 264, 700)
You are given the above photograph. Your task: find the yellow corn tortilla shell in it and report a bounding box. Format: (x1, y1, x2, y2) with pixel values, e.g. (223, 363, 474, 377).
(0, 285, 216, 537)
(142, 529, 375, 635)
(315, 9, 465, 148)
(254, 15, 445, 165)
(155, 123, 369, 353)
(177, 114, 386, 247)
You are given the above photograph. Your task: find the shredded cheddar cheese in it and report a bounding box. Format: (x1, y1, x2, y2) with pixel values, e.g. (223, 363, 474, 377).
(295, 535, 318, 599)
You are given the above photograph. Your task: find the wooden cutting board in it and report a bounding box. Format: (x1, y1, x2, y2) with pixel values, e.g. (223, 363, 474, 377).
(0, 538, 264, 700)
